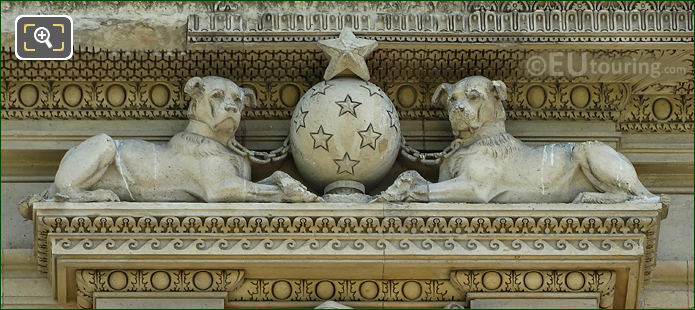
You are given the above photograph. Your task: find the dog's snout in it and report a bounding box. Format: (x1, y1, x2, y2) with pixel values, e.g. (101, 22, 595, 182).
(450, 101, 474, 116)
(224, 103, 238, 113)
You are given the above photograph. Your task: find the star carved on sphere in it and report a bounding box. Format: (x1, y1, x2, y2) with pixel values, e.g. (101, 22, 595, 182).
(386, 107, 399, 133)
(335, 95, 362, 118)
(294, 107, 309, 133)
(333, 152, 360, 175)
(357, 123, 382, 150)
(317, 27, 378, 81)
(360, 82, 383, 98)
(311, 81, 333, 97)
(309, 125, 333, 151)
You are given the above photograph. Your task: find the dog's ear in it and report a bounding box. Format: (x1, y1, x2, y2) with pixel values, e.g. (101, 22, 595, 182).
(491, 80, 508, 121)
(241, 87, 257, 109)
(491, 80, 507, 102)
(184, 77, 205, 97)
(432, 83, 453, 108)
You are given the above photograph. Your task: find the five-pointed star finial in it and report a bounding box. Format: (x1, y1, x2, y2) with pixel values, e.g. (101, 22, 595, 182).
(310, 125, 334, 151)
(357, 123, 382, 150)
(333, 152, 360, 175)
(318, 27, 377, 81)
(335, 95, 362, 118)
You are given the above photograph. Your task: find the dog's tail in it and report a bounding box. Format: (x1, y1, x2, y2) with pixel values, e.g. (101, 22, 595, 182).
(18, 184, 56, 220)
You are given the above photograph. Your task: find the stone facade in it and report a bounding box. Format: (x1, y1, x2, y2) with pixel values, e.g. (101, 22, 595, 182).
(1, 1, 693, 309)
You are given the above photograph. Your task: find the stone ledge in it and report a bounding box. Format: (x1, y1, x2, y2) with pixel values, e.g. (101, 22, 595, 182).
(29, 201, 666, 308)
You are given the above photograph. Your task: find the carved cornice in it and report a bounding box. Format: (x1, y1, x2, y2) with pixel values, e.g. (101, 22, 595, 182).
(2, 48, 692, 133)
(33, 202, 664, 288)
(188, 1, 694, 44)
(30, 202, 664, 308)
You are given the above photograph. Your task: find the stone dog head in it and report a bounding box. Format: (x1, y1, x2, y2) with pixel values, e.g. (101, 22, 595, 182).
(184, 76, 257, 135)
(432, 76, 507, 136)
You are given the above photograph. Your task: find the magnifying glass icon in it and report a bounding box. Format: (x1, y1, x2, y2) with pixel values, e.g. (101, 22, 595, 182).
(33, 27, 52, 49)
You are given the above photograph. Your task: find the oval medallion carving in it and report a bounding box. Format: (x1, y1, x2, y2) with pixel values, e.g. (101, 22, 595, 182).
(193, 271, 213, 290)
(565, 272, 586, 290)
(570, 85, 590, 108)
(19, 84, 39, 107)
(402, 281, 422, 300)
(62, 84, 83, 107)
(652, 98, 672, 120)
(523, 271, 543, 290)
(397, 84, 417, 108)
(315, 280, 335, 300)
(482, 271, 502, 290)
(359, 280, 379, 299)
(150, 271, 171, 290)
(107, 271, 128, 290)
(526, 85, 546, 108)
(150, 84, 170, 107)
(106, 84, 127, 107)
(280, 84, 301, 107)
(272, 280, 292, 300)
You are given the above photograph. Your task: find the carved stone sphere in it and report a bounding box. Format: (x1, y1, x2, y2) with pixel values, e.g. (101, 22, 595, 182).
(289, 77, 401, 193)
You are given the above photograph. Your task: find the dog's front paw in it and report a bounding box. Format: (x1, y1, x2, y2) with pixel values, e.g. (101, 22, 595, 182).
(18, 194, 44, 220)
(376, 170, 429, 202)
(270, 171, 320, 202)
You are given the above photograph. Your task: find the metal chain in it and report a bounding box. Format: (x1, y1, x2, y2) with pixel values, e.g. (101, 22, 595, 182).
(228, 135, 461, 166)
(227, 136, 291, 164)
(399, 136, 463, 165)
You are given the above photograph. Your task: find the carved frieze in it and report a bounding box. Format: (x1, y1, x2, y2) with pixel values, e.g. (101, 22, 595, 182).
(76, 269, 244, 309)
(450, 270, 616, 308)
(188, 1, 694, 44)
(2, 48, 692, 133)
(229, 278, 462, 303)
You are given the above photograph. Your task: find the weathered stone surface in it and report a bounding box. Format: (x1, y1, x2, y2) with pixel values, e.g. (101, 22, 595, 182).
(1, 182, 46, 248)
(19, 76, 317, 214)
(1, 1, 195, 50)
(1, 2, 692, 309)
(469, 298, 598, 309)
(290, 29, 400, 195)
(29, 201, 665, 308)
(94, 298, 224, 309)
(656, 195, 694, 260)
(380, 76, 660, 204)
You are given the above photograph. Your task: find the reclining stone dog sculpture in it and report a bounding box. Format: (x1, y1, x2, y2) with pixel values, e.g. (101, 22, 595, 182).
(20, 76, 317, 218)
(379, 76, 660, 204)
